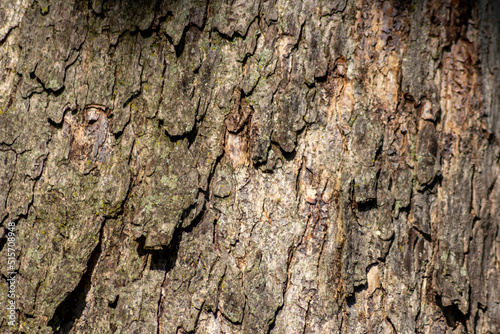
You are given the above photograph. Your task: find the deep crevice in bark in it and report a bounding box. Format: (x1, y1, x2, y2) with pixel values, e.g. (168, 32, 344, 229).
(47, 221, 105, 334)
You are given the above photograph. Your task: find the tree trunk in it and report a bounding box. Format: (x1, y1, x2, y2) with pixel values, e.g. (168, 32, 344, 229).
(0, 0, 499, 333)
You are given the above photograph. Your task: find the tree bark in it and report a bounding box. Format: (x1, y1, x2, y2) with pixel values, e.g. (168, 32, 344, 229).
(0, 0, 499, 333)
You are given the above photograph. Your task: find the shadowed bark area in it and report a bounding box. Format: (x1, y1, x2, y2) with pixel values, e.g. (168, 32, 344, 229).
(0, 0, 499, 333)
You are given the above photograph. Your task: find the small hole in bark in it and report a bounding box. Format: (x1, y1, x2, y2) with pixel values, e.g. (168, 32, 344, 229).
(140, 28, 154, 39)
(435, 294, 467, 328)
(357, 199, 377, 212)
(279, 146, 296, 161)
(346, 283, 367, 307)
(108, 295, 119, 309)
(136, 233, 180, 272)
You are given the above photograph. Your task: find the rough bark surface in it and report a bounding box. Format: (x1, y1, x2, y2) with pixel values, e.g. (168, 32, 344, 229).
(0, 0, 499, 333)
